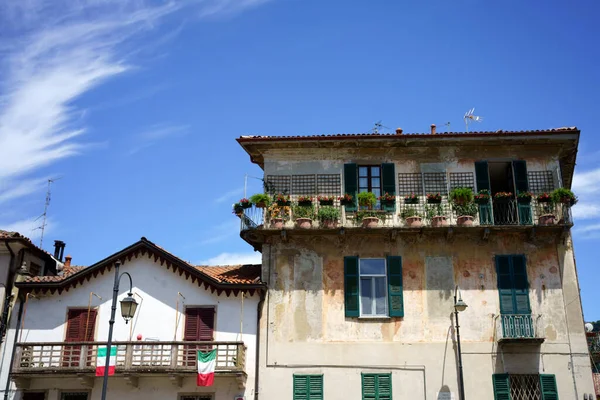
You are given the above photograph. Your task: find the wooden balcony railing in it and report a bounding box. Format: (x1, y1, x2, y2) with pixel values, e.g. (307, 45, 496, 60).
(12, 341, 245, 375)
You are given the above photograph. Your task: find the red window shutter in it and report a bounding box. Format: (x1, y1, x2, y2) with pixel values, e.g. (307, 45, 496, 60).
(184, 308, 214, 341)
(184, 308, 200, 341)
(82, 309, 97, 341)
(66, 309, 84, 342)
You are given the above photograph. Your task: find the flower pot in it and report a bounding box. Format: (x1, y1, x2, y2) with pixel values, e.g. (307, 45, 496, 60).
(475, 198, 489, 205)
(270, 218, 284, 229)
(321, 220, 338, 229)
(538, 214, 556, 226)
(256, 201, 267, 208)
(517, 197, 532, 204)
(405, 216, 422, 228)
(319, 200, 334, 206)
(404, 198, 419, 204)
(361, 217, 380, 228)
(537, 198, 551, 203)
(381, 200, 395, 207)
(340, 200, 353, 206)
(234, 211, 243, 217)
(430, 216, 448, 227)
(559, 198, 575, 206)
(241, 203, 252, 209)
(427, 199, 442, 204)
(276, 201, 291, 207)
(457, 215, 474, 226)
(494, 197, 512, 203)
(295, 218, 312, 229)
(298, 201, 312, 207)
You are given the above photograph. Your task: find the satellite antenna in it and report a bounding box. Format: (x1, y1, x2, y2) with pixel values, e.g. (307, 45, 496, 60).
(585, 323, 594, 332)
(34, 177, 62, 248)
(463, 108, 483, 132)
(372, 121, 391, 134)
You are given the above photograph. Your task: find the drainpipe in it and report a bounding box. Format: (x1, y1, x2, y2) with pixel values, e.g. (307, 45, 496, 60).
(254, 289, 266, 400)
(4, 297, 24, 400)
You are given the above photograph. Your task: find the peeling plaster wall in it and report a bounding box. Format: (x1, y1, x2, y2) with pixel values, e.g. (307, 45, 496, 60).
(257, 232, 594, 399)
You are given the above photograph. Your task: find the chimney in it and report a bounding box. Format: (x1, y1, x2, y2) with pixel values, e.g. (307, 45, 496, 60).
(64, 255, 72, 268)
(430, 124, 436, 135)
(53, 240, 66, 261)
(395, 128, 403, 135)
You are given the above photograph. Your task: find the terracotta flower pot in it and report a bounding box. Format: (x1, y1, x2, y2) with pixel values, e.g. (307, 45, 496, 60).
(457, 215, 474, 226)
(430, 216, 448, 227)
(361, 217, 380, 228)
(295, 218, 312, 229)
(405, 216, 422, 228)
(321, 220, 338, 229)
(270, 218, 284, 229)
(256, 201, 267, 208)
(539, 214, 556, 226)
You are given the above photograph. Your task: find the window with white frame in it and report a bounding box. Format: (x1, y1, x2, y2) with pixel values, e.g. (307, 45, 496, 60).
(359, 259, 388, 316)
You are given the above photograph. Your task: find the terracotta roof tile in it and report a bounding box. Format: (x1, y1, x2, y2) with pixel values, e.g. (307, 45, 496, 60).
(24, 266, 85, 283)
(195, 265, 262, 284)
(0, 230, 25, 239)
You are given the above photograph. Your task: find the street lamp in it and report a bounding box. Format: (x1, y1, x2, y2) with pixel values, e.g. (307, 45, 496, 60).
(454, 285, 467, 400)
(100, 260, 138, 400)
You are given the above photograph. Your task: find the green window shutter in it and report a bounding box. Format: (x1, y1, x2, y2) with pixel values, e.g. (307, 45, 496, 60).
(386, 256, 404, 317)
(512, 160, 529, 194)
(344, 163, 358, 212)
(492, 374, 511, 400)
(294, 375, 309, 400)
(540, 374, 558, 400)
(308, 375, 323, 400)
(361, 374, 377, 400)
(511, 255, 531, 314)
(377, 374, 392, 400)
(495, 256, 515, 314)
(344, 256, 360, 317)
(381, 163, 396, 212)
(475, 161, 490, 192)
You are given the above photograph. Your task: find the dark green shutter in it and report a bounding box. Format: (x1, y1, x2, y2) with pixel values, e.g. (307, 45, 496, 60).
(381, 163, 396, 212)
(362, 374, 377, 400)
(475, 161, 490, 192)
(512, 255, 531, 314)
(308, 375, 324, 400)
(344, 256, 360, 317)
(512, 160, 529, 194)
(492, 374, 511, 400)
(344, 163, 358, 212)
(294, 375, 309, 400)
(387, 256, 404, 317)
(496, 256, 515, 314)
(540, 374, 558, 400)
(377, 374, 392, 400)
(496, 255, 531, 315)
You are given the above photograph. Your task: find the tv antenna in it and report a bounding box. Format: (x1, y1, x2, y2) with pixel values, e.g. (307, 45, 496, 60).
(444, 122, 451, 133)
(464, 108, 483, 132)
(371, 121, 391, 134)
(34, 177, 62, 248)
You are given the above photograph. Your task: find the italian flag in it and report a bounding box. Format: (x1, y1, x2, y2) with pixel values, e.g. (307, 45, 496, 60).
(197, 349, 216, 386)
(96, 346, 116, 376)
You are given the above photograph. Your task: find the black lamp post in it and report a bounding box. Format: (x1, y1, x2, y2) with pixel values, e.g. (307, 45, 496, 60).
(454, 285, 468, 400)
(100, 260, 138, 400)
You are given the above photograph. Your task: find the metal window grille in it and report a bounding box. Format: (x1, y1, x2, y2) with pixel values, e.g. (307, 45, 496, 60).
(264, 175, 291, 195)
(449, 172, 475, 190)
(291, 174, 316, 195)
(317, 174, 341, 196)
(528, 171, 555, 194)
(398, 173, 423, 195)
(423, 172, 448, 194)
(60, 393, 89, 400)
(509, 374, 542, 400)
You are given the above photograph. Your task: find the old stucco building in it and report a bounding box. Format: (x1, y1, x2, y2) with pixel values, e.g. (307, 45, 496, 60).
(237, 126, 595, 399)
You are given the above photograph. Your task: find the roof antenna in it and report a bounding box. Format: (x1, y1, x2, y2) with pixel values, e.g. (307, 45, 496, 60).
(371, 120, 391, 134)
(444, 122, 451, 133)
(34, 177, 62, 248)
(464, 108, 483, 133)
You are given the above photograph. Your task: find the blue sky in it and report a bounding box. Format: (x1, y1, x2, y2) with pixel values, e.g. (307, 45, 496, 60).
(1, 1, 600, 319)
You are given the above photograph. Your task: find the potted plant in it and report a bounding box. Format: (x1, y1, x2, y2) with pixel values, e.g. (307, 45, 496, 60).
(404, 193, 419, 204)
(474, 190, 490, 204)
(249, 193, 271, 208)
(494, 192, 513, 203)
(378, 192, 396, 207)
(232, 202, 244, 216)
(239, 198, 252, 209)
(400, 206, 423, 228)
(536, 193, 555, 225)
(338, 194, 354, 206)
(293, 204, 316, 229)
(551, 188, 578, 206)
(426, 193, 442, 204)
(357, 192, 377, 209)
(537, 193, 552, 203)
(297, 196, 313, 207)
(274, 193, 291, 207)
(268, 203, 289, 229)
(318, 195, 335, 206)
(452, 203, 478, 226)
(317, 206, 340, 228)
(517, 191, 533, 204)
(449, 187, 474, 205)
(426, 203, 448, 227)
(356, 210, 380, 228)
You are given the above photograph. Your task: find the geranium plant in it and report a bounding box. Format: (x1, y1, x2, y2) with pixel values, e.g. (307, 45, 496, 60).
(239, 198, 252, 208)
(404, 193, 419, 204)
(338, 193, 354, 205)
(273, 193, 290, 206)
(494, 192, 513, 200)
(517, 191, 533, 203)
(318, 195, 335, 205)
(297, 196, 313, 206)
(378, 192, 395, 203)
(474, 189, 490, 204)
(426, 193, 442, 204)
(537, 193, 552, 203)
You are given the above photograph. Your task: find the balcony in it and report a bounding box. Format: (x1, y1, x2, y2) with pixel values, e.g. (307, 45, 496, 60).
(12, 341, 246, 389)
(588, 332, 600, 360)
(496, 314, 545, 345)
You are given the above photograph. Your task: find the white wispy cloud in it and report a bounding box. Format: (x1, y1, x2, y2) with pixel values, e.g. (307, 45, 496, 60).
(0, 178, 47, 205)
(572, 167, 600, 238)
(214, 187, 244, 204)
(128, 123, 190, 155)
(199, 219, 239, 245)
(0, 217, 54, 241)
(198, 252, 262, 265)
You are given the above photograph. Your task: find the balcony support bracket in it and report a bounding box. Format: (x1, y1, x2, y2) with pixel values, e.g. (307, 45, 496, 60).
(482, 228, 490, 241)
(123, 374, 139, 388)
(446, 227, 454, 241)
(169, 374, 183, 388)
(12, 377, 30, 389)
(529, 227, 536, 241)
(390, 230, 397, 242)
(236, 373, 247, 390)
(77, 374, 94, 388)
(280, 229, 287, 242)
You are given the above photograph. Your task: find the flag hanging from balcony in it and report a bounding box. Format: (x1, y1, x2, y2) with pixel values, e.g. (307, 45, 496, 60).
(197, 349, 217, 386)
(96, 346, 116, 376)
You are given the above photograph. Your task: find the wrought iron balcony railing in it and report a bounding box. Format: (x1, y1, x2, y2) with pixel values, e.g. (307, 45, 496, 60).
(12, 341, 245, 375)
(496, 314, 545, 344)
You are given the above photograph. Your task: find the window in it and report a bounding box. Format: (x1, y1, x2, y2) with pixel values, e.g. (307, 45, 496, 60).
(362, 373, 392, 400)
(63, 309, 97, 367)
(60, 393, 89, 400)
(359, 166, 382, 199)
(344, 163, 396, 212)
(293, 375, 323, 400)
(495, 255, 531, 315)
(183, 307, 215, 366)
(344, 256, 403, 318)
(492, 374, 558, 400)
(29, 262, 42, 276)
(22, 393, 46, 400)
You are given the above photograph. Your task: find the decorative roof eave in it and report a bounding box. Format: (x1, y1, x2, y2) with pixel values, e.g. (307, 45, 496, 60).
(16, 238, 265, 296)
